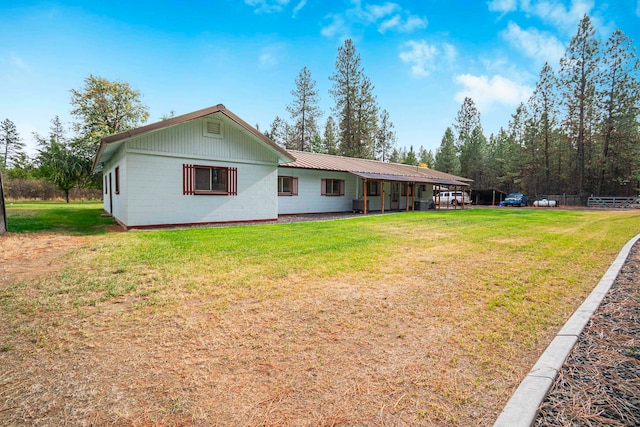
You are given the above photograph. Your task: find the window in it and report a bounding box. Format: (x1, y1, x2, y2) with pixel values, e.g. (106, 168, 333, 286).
(203, 119, 223, 138)
(321, 179, 344, 196)
(366, 181, 380, 196)
(401, 183, 413, 196)
(183, 164, 238, 195)
(114, 166, 120, 194)
(278, 176, 298, 196)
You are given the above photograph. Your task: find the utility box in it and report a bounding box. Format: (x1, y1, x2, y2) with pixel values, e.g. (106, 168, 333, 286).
(352, 199, 369, 213)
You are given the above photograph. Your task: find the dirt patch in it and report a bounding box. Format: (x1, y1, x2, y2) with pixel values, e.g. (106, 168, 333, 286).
(1, 233, 100, 286)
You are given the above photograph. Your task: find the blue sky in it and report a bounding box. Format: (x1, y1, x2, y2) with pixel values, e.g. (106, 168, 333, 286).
(2, 0, 639, 158)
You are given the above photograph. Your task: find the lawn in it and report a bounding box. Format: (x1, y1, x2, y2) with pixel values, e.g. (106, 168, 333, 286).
(3, 200, 114, 234)
(1, 207, 640, 425)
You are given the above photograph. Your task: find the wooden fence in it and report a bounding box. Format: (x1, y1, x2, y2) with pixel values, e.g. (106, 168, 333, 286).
(587, 196, 639, 208)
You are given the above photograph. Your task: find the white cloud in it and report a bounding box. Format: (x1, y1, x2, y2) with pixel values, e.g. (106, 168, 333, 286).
(399, 40, 456, 77)
(245, 0, 290, 13)
(321, 1, 426, 38)
(258, 45, 284, 68)
(487, 0, 517, 13)
(525, 0, 594, 31)
(292, 0, 307, 17)
(0, 52, 32, 77)
(501, 21, 565, 64)
(454, 74, 533, 110)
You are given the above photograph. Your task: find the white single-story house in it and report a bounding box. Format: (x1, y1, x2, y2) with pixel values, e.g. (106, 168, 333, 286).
(93, 105, 471, 229)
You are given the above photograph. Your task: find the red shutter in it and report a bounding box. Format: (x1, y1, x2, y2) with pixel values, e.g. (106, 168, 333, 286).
(292, 177, 298, 196)
(183, 164, 194, 195)
(321, 179, 327, 196)
(228, 167, 238, 195)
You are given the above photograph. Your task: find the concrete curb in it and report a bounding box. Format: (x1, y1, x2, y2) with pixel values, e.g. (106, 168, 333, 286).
(494, 233, 640, 427)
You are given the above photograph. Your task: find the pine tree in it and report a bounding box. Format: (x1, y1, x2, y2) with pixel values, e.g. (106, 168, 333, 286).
(528, 63, 560, 194)
(453, 97, 482, 148)
(269, 116, 295, 149)
(323, 117, 338, 155)
(375, 109, 396, 161)
(0, 118, 25, 168)
(417, 146, 434, 167)
(287, 67, 322, 152)
(329, 39, 378, 159)
(434, 127, 460, 174)
(402, 145, 418, 165)
(459, 126, 488, 188)
(559, 15, 600, 199)
(596, 29, 640, 195)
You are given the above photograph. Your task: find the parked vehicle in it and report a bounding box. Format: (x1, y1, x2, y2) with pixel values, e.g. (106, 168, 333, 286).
(503, 193, 529, 207)
(434, 191, 472, 206)
(533, 198, 558, 207)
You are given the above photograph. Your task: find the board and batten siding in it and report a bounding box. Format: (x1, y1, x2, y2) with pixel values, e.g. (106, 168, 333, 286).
(126, 114, 280, 165)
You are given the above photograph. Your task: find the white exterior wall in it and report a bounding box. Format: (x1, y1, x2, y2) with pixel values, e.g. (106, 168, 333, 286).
(102, 114, 282, 228)
(103, 147, 127, 224)
(125, 153, 277, 227)
(278, 169, 358, 214)
(277, 169, 434, 214)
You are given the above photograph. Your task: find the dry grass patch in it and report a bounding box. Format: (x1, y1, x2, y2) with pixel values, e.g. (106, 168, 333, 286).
(1, 209, 640, 426)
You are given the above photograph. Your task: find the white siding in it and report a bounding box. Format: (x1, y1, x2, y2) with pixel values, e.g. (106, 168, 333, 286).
(277, 169, 357, 214)
(125, 153, 278, 227)
(126, 114, 279, 165)
(103, 146, 127, 224)
(277, 169, 434, 214)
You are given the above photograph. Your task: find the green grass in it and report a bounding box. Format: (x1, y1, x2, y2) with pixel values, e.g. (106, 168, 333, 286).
(2, 207, 640, 424)
(4, 201, 114, 234)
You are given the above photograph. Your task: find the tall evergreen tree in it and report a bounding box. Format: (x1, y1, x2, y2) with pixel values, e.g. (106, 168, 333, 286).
(559, 15, 600, 199)
(459, 126, 488, 188)
(401, 145, 418, 165)
(269, 116, 295, 149)
(0, 119, 25, 168)
(528, 63, 559, 194)
(323, 116, 338, 155)
(453, 97, 482, 148)
(596, 29, 640, 195)
(375, 109, 396, 162)
(417, 146, 434, 167)
(329, 39, 378, 159)
(287, 66, 322, 152)
(434, 127, 460, 174)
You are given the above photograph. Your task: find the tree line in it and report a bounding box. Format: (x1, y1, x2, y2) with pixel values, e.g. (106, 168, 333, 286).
(434, 15, 639, 199)
(2, 15, 638, 202)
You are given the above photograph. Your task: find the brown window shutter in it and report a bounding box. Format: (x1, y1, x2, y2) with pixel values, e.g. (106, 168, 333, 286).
(115, 166, 120, 194)
(292, 177, 298, 196)
(321, 179, 326, 196)
(340, 180, 345, 196)
(228, 167, 238, 195)
(183, 164, 194, 195)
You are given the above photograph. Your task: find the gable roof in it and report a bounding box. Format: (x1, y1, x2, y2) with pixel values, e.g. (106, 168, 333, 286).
(281, 150, 472, 186)
(92, 104, 294, 171)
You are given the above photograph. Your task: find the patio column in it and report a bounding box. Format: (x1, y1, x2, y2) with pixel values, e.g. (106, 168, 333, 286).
(363, 178, 368, 215)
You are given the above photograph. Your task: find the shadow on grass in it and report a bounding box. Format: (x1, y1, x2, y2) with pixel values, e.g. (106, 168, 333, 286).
(4, 201, 115, 235)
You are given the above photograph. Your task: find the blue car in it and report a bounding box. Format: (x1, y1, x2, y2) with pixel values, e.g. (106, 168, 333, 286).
(503, 193, 529, 207)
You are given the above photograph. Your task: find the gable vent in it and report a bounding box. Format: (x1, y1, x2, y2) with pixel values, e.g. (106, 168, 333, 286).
(203, 119, 223, 138)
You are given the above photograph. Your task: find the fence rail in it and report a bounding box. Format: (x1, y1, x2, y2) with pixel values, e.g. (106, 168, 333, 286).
(587, 196, 638, 208)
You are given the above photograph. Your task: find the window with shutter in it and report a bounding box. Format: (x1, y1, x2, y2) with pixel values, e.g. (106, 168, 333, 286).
(321, 178, 344, 196)
(183, 164, 237, 195)
(278, 176, 298, 196)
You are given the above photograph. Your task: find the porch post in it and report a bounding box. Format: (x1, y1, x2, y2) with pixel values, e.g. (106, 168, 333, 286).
(363, 178, 368, 215)
(412, 182, 415, 211)
(381, 181, 385, 214)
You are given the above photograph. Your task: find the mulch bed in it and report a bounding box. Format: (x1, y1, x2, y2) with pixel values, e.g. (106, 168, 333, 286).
(535, 240, 640, 426)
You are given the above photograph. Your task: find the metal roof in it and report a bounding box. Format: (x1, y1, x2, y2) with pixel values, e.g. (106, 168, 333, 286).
(281, 150, 472, 185)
